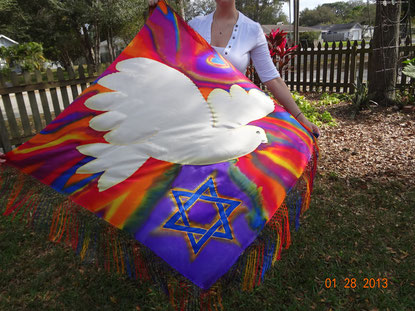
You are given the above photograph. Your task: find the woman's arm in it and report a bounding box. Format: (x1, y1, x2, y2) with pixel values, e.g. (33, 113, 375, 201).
(264, 77, 320, 136)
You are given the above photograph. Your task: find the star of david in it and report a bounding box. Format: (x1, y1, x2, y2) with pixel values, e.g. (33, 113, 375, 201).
(163, 177, 241, 255)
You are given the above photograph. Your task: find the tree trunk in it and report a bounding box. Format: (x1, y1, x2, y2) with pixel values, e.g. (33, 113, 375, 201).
(93, 24, 101, 67)
(176, 0, 186, 19)
(81, 25, 96, 66)
(60, 50, 74, 70)
(107, 28, 115, 63)
(255, 0, 260, 22)
(368, 0, 401, 106)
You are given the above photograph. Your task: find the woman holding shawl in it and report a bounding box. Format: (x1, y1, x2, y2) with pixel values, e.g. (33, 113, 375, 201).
(149, 0, 320, 136)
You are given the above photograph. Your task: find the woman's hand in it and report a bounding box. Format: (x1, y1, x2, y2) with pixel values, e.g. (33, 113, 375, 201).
(298, 114, 320, 137)
(148, 0, 159, 6)
(264, 78, 320, 138)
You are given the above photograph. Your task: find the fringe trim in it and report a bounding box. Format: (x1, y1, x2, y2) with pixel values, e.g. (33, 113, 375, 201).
(0, 147, 317, 310)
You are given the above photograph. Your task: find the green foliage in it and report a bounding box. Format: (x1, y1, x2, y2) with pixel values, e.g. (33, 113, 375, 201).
(402, 58, 415, 79)
(235, 0, 287, 24)
(0, 42, 46, 71)
(320, 92, 341, 106)
(350, 79, 378, 117)
(184, 0, 215, 21)
(0, 0, 147, 67)
(292, 92, 337, 127)
(300, 0, 376, 26)
(396, 89, 415, 107)
(396, 59, 415, 107)
(299, 31, 320, 47)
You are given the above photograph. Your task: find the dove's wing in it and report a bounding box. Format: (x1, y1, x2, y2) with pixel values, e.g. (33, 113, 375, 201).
(207, 85, 275, 128)
(77, 57, 212, 191)
(77, 58, 274, 192)
(84, 57, 212, 145)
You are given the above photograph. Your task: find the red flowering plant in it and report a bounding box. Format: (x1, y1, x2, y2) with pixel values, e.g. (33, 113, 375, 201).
(266, 28, 298, 74)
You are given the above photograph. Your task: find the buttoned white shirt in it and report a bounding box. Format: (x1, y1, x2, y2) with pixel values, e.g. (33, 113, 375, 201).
(188, 11, 280, 83)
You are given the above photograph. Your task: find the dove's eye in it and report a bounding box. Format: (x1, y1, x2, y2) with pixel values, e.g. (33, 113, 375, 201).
(256, 131, 261, 134)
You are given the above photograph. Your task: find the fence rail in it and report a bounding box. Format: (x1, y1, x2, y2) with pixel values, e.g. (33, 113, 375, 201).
(0, 64, 109, 152)
(247, 37, 415, 93)
(288, 38, 415, 92)
(1, 38, 414, 153)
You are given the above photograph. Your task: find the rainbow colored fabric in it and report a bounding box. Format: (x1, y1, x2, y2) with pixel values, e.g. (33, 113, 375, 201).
(5, 2, 317, 289)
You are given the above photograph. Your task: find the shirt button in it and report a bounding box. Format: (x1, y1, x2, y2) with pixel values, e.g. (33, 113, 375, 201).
(236, 25, 238, 27)
(225, 52, 228, 55)
(228, 45, 231, 48)
(233, 37, 235, 39)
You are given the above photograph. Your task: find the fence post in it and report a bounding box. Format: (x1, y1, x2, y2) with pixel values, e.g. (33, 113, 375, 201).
(336, 41, 343, 92)
(316, 42, 322, 92)
(349, 40, 358, 94)
(46, 68, 62, 118)
(290, 44, 295, 91)
(78, 65, 87, 92)
(302, 43, 308, 92)
(296, 45, 301, 91)
(343, 40, 351, 93)
(35, 70, 53, 125)
(0, 74, 12, 152)
(56, 68, 71, 109)
(322, 42, 329, 92)
(10, 72, 32, 138)
(329, 41, 336, 92)
(309, 42, 315, 92)
(23, 71, 43, 132)
(67, 66, 79, 99)
(357, 39, 366, 85)
(0, 73, 19, 144)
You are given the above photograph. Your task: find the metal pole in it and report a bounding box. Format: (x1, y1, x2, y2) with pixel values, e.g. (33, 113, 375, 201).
(293, 0, 299, 45)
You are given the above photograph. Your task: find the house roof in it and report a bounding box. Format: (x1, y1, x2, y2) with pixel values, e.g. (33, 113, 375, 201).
(330, 22, 362, 31)
(0, 34, 18, 45)
(99, 37, 126, 48)
(261, 24, 322, 34)
(310, 23, 362, 32)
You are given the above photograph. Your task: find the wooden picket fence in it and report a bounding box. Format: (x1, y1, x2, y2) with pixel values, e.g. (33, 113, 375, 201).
(0, 64, 109, 152)
(248, 37, 414, 93)
(0, 38, 414, 152)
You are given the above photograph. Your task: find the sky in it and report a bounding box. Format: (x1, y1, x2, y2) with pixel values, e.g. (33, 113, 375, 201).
(282, 0, 339, 22)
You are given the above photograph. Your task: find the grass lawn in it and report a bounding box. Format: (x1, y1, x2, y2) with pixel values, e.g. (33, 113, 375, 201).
(1, 99, 414, 310)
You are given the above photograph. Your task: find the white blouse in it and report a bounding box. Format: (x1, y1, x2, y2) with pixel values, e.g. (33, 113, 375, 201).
(188, 11, 280, 83)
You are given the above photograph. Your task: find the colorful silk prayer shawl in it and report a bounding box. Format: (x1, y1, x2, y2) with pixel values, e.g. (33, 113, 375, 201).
(1, 1, 318, 307)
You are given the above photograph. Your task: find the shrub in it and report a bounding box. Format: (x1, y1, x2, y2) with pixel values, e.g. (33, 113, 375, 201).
(292, 91, 337, 127)
(266, 28, 298, 74)
(0, 42, 47, 72)
(299, 31, 320, 48)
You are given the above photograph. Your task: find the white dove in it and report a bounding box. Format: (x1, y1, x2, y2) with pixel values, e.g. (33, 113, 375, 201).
(76, 57, 274, 191)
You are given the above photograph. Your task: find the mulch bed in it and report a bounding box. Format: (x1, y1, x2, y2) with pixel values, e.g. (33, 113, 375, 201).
(316, 102, 415, 186)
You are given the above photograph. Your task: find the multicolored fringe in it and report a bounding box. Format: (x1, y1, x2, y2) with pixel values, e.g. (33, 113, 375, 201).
(0, 146, 317, 310)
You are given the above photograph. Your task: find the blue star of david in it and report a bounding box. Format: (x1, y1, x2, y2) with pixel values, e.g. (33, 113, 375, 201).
(163, 177, 241, 255)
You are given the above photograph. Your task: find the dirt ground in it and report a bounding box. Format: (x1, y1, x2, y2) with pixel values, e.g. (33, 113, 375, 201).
(316, 102, 415, 186)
